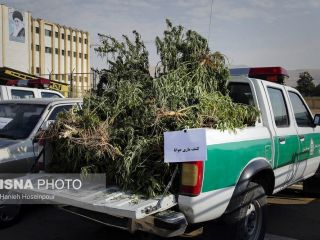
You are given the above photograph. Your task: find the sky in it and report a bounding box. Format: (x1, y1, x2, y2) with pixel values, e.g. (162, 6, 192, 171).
(4, 0, 320, 70)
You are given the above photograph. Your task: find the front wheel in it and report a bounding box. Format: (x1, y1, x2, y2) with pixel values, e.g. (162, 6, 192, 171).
(0, 204, 21, 228)
(223, 182, 267, 240)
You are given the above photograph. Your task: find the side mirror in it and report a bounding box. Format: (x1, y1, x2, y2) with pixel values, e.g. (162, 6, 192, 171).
(314, 114, 320, 126)
(41, 120, 55, 131)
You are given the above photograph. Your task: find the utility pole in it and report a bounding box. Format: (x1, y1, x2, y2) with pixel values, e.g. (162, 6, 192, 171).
(69, 73, 73, 98)
(92, 70, 96, 90)
(69, 68, 76, 97)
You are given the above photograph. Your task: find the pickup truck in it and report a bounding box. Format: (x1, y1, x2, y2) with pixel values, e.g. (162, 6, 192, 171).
(8, 67, 320, 240)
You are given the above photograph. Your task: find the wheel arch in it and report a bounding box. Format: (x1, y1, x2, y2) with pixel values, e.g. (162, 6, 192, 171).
(235, 158, 275, 196)
(225, 158, 274, 214)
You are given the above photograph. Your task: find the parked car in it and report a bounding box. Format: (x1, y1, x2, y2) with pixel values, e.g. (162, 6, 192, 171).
(0, 85, 64, 100)
(0, 98, 82, 227)
(0, 98, 81, 173)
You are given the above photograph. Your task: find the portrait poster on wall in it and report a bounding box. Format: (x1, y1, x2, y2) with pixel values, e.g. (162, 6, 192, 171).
(8, 8, 25, 43)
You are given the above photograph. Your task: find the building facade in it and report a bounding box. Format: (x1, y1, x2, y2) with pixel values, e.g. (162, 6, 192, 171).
(0, 4, 90, 97)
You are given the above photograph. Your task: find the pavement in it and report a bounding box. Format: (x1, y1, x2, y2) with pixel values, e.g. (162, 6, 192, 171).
(266, 187, 320, 240)
(1, 187, 320, 240)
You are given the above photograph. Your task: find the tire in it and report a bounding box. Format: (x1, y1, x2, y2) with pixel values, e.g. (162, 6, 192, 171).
(303, 176, 320, 195)
(223, 182, 267, 240)
(0, 204, 21, 228)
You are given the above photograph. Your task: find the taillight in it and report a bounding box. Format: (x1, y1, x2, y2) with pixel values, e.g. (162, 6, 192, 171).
(180, 161, 203, 196)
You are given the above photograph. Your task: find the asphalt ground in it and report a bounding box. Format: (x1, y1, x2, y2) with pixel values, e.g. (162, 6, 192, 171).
(1, 187, 320, 240)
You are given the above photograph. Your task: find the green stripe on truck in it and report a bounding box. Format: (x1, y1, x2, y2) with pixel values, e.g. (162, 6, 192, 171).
(202, 133, 320, 193)
(202, 139, 272, 192)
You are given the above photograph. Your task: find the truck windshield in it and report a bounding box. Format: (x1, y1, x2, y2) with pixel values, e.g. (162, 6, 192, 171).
(0, 104, 45, 139)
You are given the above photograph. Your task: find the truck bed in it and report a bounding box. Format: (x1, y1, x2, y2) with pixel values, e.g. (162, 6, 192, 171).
(15, 174, 177, 220)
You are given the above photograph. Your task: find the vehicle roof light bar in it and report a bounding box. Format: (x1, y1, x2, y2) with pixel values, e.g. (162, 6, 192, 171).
(230, 67, 289, 84)
(3, 78, 51, 89)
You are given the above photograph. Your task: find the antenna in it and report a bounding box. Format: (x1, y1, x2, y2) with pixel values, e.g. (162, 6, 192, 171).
(208, 0, 214, 49)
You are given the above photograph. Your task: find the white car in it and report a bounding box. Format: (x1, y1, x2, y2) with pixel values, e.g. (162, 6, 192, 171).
(0, 98, 82, 173)
(0, 98, 82, 227)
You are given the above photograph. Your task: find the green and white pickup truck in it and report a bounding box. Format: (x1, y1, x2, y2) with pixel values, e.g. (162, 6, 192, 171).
(11, 67, 320, 240)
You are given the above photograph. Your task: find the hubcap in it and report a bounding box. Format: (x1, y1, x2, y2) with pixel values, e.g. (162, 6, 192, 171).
(244, 201, 262, 239)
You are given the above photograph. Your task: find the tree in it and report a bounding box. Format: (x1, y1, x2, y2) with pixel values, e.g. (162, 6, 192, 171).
(296, 71, 315, 96)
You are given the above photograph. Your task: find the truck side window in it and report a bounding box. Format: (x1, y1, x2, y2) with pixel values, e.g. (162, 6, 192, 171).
(288, 92, 313, 127)
(228, 83, 254, 106)
(11, 90, 34, 99)
(48, 105, 73, 120)
(41, 92, 62, 98)
(267, 87, 289, 127)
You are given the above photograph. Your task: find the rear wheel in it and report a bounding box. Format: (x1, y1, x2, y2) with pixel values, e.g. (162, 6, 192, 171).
(223, 182, 267, 240)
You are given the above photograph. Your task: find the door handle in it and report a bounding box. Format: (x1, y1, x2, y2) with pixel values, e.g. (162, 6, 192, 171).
(279, 137, 286, 144)
(299, 135, 305, 141)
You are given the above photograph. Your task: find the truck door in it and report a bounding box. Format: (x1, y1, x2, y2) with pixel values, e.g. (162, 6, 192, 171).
(263, 82, 300, 188)
(287, 89, 320, 180)
(32, 104, 75, 169)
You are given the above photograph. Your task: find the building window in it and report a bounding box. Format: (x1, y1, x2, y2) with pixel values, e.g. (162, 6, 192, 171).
(45, 29, 52, 37)
(84, 39, 87, 44)
(36, 45, 40, 51)
(62, 50, 65, 56)
(68, 51, 71, 56)
(79, 53, 82, 58)
(61, 33, 65, 39)
(36, 27, 40, 34)
(55, 48, 59, 54)
(45, 47, 52, 54)
(73, 52, 76, 57)
(36, 67, 40, 74)
(84, 54, 88, 59)
(55, 31, 59, 38)
(68, 35, 71, 41)
(79, 38, 82, 43)
(73, 36, 76, 42)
